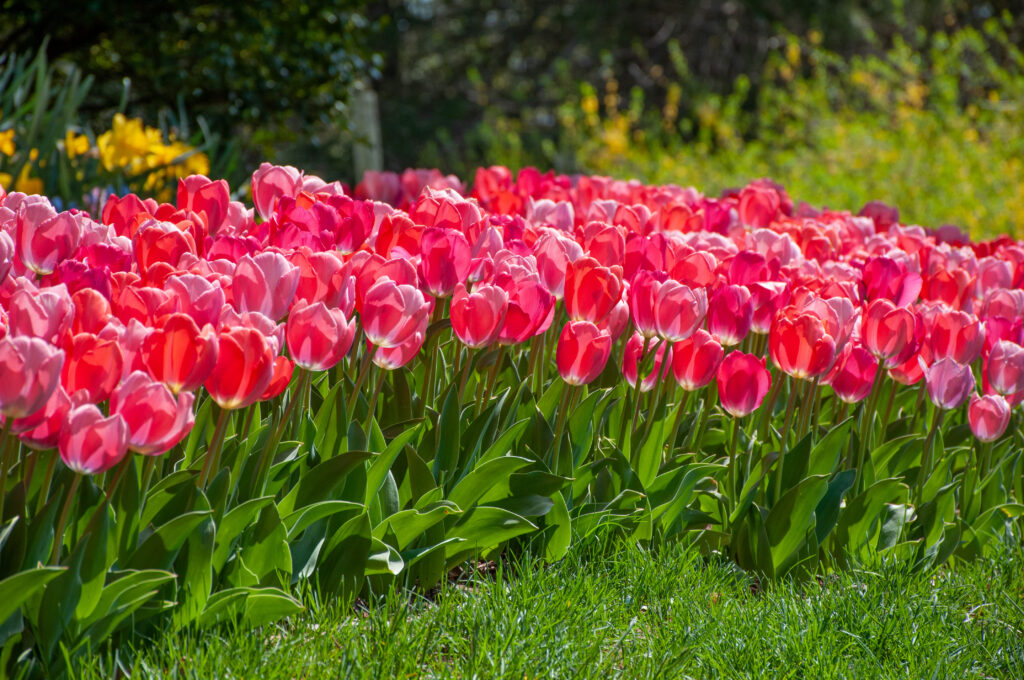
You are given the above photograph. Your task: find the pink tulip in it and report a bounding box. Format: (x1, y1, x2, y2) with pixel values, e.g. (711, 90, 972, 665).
(654, 280, 708, 343)
(968, 393, 1010, 442)
(232, 252, 300, 321)
(929, 309, 983, 365)
(556, 320, 612, 386)
(362, 279, 431, 349)
(533, 229, 583, 298)
(164, 274, 226, 328)
(986, 340, 1024, 396)
(717, 351, 772, 417)
(11, 385, 71, 450)
(450, 283, 508, 349)
(17, 207, 81, 275)
(861, 299, 920, 367)
(671, 329, 724, 391)
(285, 302, 355, 371)
(204, 326, 276, 410)
(373, 331, 426, 370)
(59, 405, 130, 474)
(6, 284, 74, 344)
(924, 358, 975, 410)
(621, 332, 671, 392)
(824, 343, 878, 403)
(497, 278, 554, 345)
(61, 332, 125, 403)
(629, 271, 665, 338)
(141, 313, 219, 393)
(110, 371, 196, 455)
(419, 227, 473, 297)
(0, 335, 64, 418)
(252, 163, 302, 220)
(177, 174, 230, 233)
(769, 307, 837, 380)
(707, 284, 753, 347)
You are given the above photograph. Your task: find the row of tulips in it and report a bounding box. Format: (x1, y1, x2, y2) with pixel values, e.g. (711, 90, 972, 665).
(1, 165, 1023, 675)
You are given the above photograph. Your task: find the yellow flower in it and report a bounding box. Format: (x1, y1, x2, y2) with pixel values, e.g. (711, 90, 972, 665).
(0, 172, 11, 190)
(65, 130, 91, 159)
(0, 130, 14, 157)
(14, 164, 43, 195)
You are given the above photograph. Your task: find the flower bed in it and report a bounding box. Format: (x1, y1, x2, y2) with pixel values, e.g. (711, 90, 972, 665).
(0, 165, 1022, 673)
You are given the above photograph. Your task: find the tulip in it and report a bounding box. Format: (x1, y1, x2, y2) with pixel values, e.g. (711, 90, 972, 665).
(59, 404, 130, 475)
(164, 274, 226, 328)
(232, 252, 300, 321)
(968, 393, 1010, 442)
(450, 283, 508, 349)
(11, 385, 71, 450)
(290, 249, 349, 310)
(556, 321, 612, 386)
(286, 302, 355, 371)
(824, 343, 878, 403)
(177, 174, 229, 234)
(629, 271, 664, 338)
(6, 284, 74, 344)
(707, 284, 753, 347)
(621, 333, 671, 392)
(671, 329, 724, 391)
(985, 340, 1024, 396)
(717, 351, 771, 417)
(252, 163, 302, 220)
(134, 219, 197, 278)
(110, 371, 196, 455)
(204, 327, 276, 410)
(71, 288, 112, 335)
(929, 310, 983, 364)
(373, 331, 426, 370)
(924, 358, 975, 410)
(141, 313, 219, 393)
(497, 278, 555, 345)
(862, 256, 922, 307)
(362, 280, 431, 349)
(769, 308, 836, 379)
(353, 254, 419, 313)
(0, 335, 64, 418)
(654, 280, 708, 343)
(17, 208, 81, 275)
(534, 229, 583, 298)
(861, 299, 919, 367)
(748, 281, 790, 334)
(61, 333, 124, 403)
(419, 227, 472, 297)
(260, 356, 294, 401)
(563, 256, 624, 324)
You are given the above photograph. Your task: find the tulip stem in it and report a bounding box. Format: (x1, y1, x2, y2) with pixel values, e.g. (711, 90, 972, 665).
(199, 406, 230, 489)
(253, 369, 309, 496)
(479, 346, 505, 416)
(458, 348, 475, 403)
(347, 346, 376, 417)
(640, 353, 672, 448)
(758, 371, 783, 443)
(83, 454, 133, 537)
(0, 418, 13, 522)
(366, 366, 384, 432)
(917, 408, 945, 500)
(551, 385, 574, 476)
(666, 389, 692, 457)
(35, 450, 58, 516)
(775, 378, 798, 503)
(50, 474, 82, 565)
(687, 382, 716, 456)
(421, 303, 446, 413)
(727, 416, 742, 520)
(880, 379, 899, 437)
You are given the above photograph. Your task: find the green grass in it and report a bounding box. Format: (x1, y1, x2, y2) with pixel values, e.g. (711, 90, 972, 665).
(75, 542, 1024, 679)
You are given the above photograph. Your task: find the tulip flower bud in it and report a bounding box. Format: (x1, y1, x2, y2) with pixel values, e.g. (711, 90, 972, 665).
(450, 283, 508, 349)
(672, 329, 724, 391)
(59, 404, 130, 475)
(986, 340, 1024, 396)
(285, 302, 355, 371)
(717, 351, 771, 418)
(968, 393, 1010, 442)
(111, 371, 196, 455)
(707, 284, 753, 347)
(924, 358, 975, 410)
(0, 335, 64, 419)
(556, 321, 612, 386)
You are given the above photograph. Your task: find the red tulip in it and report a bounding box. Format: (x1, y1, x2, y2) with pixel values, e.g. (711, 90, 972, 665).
(748, 281, 791, 334)
(352, 253, 419, 314)
(204, 326, 276, 410)
(861, 299, 919, 367)
(717, 351, 771, 417)
(707, 284, 753, 347)
(11, 385, 71, 450)
(134, 219, 197, 279)
(6, 284, 74, 344)
(419, 227, 472, 297)
(671, 329, 724, 391)
(929, 309, 983, 364)
(0, 335, 64, 418)
(110, 371, 196, 455)
(738, 183, 780, 229)
(629, 271, 665, 338)
(968, 393, 1010, 442)
(450, 283, 508, 349)
(71, 288, 112, 335)
(59, 404, 130, 475)
(888, 343, 932, 386)
(621, 332, 671, 392)
(824, 343, 878, 403)
(290, 249, 349, 310)
(177, 174, 230, 233)
(61, 332, 124, 403)
(564, 256, 624, 324)
(373, 331, 426, 370)
(556, 321, 612, 386)
(986, 340, 1024, 396)
(17, 207, 81, 275)
(286, 302, 355, 371)
(924, 358, 975, 410)
(260, 355, 294, 401)
(769, 307, 836, 379)
(497, 278, 555, 345)
(362, 279, 431, 349)
(140, 313, 219, 393)
(232, 252, 300, 321)
(252, 163, 302, 220)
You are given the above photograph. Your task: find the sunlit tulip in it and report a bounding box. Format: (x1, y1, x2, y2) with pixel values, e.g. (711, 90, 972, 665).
(0, 335, 64, 418)
(59, 404, 130, 475)
(861, 299, 919, 367)
(450, 283, 508, 349)
(285, 302, 355, 371)
(134, 219, 197, 279)
(497, 278, 554, 345)
(968, 393, 1010, 442)
(862, 256, 922, 307)
(564, 256, 624, 324)
(655, 280, 707, 342)
(707, 284, 753, 347)
(534, 229, 583, 298)
(11, 384, 71, 450)
(110, 371, 195, 455)
(61, 332, 124, 403)
(671, 329, 723, 391)
(556, 321, 612, 386)
(769, 308, 836, 379)
(748, 281, 790, 334)
(362, 279, 431, 349)
(232, 252, 300, 321)
(824, 343, 878, 403)
(260, 355, 294, 401)
(373, 331, 426, 370)
(929, 310, 983, 364)
(717, 351, 772, 417)
(71, 288, 112, 335)
(17, 207, 81, 275)
(6, 284, 74, 344)
(177, 174, 230, 233)
(621, 333, 671, 392)
(140, 313, 219, 393)
(629, 271, 665, 338)
(164, 274, 226, 328)
(204, 327, 276, 410)
(252, 162, 302, 220)
(986, 340, 1024, 396)
(419, 227, 472, 297)
(924, 358, 975, 410)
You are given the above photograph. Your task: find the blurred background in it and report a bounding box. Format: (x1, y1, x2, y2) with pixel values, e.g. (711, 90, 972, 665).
(1, 0, 1022, 235)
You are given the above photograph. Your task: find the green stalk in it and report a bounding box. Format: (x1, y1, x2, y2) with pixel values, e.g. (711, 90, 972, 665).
(666, 388, 692, 457)
(347, 346, 376, 417)
(0, 418, 13, 521)
(727, 416, 742, 522)
(550, 385, 574, 476)
(199, 405, 231, 489)
(83, 454, 133, 535)
(365, 366, 384, 432)
(640, 347, 673, 446)
(50, 474, 82, 564)
(916, 407, 945, 501)
(253, 369, 310, 496)
(774, 376, 798, 503)
(35, 450, 58, 515)
(478, 345, 506, 416)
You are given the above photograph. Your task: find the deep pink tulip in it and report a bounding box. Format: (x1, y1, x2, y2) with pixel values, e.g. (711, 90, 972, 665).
(717, 351, 772, 417)
(707, 284, 753, 347)
(110, 371, 196, 455)
(71, 288, 112, 335)
(11, 385, 71, 450)
(862, 256, 922, 307)
(373, 330, 426, 370)
(738, 183, 780, 229)
(285, 302, 355, 371)
(986, 340, 1024, 396)
(671, 329, 724, 391)
(260, 355, 294, 401)
(824, 343, 878, 403)
(232, 252, 300, 321)
(888, 343, 932, 386)
(450, 283, 508, 349)
(621, 332, 671, 392)
(655, 280, 708, 342)
(629, 271, 666, 338)
(0, 335, 64, 418)
(177, 175, 229, 233)
(59, 405, 130, 474)
(534, 229, 583, 298)
(497, 278, 554, 345)
(204, 326, 276, 410)
(769, 307, 836, 380)
(861, 298, 919, 367)
(929, 310, 983, 364)
(564, 256, 624, 324)
(252, 163, 302, 220)
(968, 393, 1010, 442)
(556, 320, 612, 386)
(419, 227, 472, 297)
(61, 332, 124, 403)
(141, 313, 219, 393)
(748, 281, 791, 334)
(17, 207, 81, 275)
(924, 358, 975, 410)
(362, 279, 431, 349)
(290, 248, 349, 309)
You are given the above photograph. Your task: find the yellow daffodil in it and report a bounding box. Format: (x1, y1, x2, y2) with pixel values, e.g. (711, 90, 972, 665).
(65, 130, 91, 159)
(14, 164, 43, 195)
(0, 130, 15, 157)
